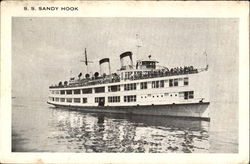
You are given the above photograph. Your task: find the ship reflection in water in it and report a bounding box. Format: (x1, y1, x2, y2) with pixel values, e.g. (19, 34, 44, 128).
(12, 98, 209, 153)
(46, 108, 209, 153)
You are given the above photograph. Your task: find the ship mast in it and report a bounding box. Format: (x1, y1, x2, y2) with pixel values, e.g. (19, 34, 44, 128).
(204, 50, 209, 70)
(136, 34, 142, 65)
(80, 48, 93, 75)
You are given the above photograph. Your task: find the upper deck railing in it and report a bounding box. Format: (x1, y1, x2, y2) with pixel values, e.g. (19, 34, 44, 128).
(49, 66, 200, 89)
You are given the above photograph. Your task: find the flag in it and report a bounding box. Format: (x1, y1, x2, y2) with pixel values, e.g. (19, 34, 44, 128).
(85, 48, 88, 65)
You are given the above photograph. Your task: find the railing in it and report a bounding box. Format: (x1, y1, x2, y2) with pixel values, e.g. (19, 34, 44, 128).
(126, 69, 198, 81)
(49, 78, 121, 89)
(49, 68, 199, 89)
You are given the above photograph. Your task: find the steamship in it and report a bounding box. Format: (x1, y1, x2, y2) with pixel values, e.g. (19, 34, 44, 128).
(48, 50, 210, 120)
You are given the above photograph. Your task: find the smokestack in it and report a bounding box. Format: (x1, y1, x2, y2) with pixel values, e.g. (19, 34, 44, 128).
(120, 51, 133, 69)
(99, 58, 111, 75)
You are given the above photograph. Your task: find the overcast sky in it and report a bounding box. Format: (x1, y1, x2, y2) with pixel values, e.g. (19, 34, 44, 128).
(12, 17, 238, 105)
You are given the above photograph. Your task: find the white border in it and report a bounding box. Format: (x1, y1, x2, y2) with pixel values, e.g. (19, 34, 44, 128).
(1, 1, 249, 164)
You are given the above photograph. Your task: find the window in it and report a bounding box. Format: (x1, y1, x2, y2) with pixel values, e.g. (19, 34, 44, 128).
(174, 79, 178, 86)
(124, 83, 136, 91)
(73, 89, 80, 94)
(60, 90, 65, 95)
(182, 91, 194, 100)
(66, 90, 72, 94)
(140, 82, 147, 89)
(55, 98, 59, 102)
(82, 98, 87, 103)
(95, 97, 104, 103)
(125, 72, 133, 79)
(52, 97, 54, 101)
(124, 95, 136, 102)
(52, 90, 58, 94)
(152, 80, 164, 88)
(169, 79, 173, 87)
(60, 98, 65, 102)
(108, 85, 120, 92)
(184, 92, 188, 100)
(66, 98, 72, 103)
(108, 96, 120, 103)
(152, 81, 155, 88)
(179, 92, 184, 98)
(189, 91, 194, 99)
(74, 98, 81, 103)
(184, 77, 189, 86)
(160, 80, 164, 88)
(82, 88, 92, 94)
(94, 87, 105, 93)
(155, 81, 159, 88)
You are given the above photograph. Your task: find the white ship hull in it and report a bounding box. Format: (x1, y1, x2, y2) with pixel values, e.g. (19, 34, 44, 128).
(47, 101, 209, 121)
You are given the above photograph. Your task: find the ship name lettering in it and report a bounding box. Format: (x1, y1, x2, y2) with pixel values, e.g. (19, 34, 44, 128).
(39, 7, 59, 11)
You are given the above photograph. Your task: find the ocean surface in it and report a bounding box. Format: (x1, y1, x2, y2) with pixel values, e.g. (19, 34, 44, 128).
(12, 97, 237, 153)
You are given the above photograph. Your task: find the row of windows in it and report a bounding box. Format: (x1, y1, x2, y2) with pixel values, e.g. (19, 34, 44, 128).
(51, 77, 189, 95)
(140, 82, 147, 89)
(108, 85, 120, 92)
(51, 96, 135, 103)
(140, 91, 194, 99)
(124, 95, 136, 102)
(180, 91, 194, 100)
(50, 97, 88, 103)
(169, 77, 188, 87)
(94, 87, 105, 93)
(51, 91, 60, 94)
(152, 80, 164, 88)
(95, 97, 103, 103)
(50, 91, 194, 104)
(82, 88, 92, 94)
(108, 96, 120, 103)
(60, 90, 81, 95)
(124, 83, 136, 91)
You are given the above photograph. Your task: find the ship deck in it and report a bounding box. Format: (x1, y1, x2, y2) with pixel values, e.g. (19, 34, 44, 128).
(49, 69, 198, 89)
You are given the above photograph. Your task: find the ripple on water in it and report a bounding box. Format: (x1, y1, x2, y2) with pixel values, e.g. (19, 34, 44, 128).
(12, 99, 210, 153)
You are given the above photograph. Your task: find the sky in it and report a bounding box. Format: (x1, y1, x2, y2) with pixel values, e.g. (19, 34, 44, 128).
(12, 17, 238, 98)
(12, 17, 239, 132)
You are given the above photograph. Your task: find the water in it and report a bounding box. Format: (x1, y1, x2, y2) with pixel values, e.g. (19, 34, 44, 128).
(12, 97, 230, 153)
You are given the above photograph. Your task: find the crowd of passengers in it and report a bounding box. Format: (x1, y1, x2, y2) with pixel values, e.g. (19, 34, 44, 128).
(50, 66, 197, 88)
(131, 66, 198, 80)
